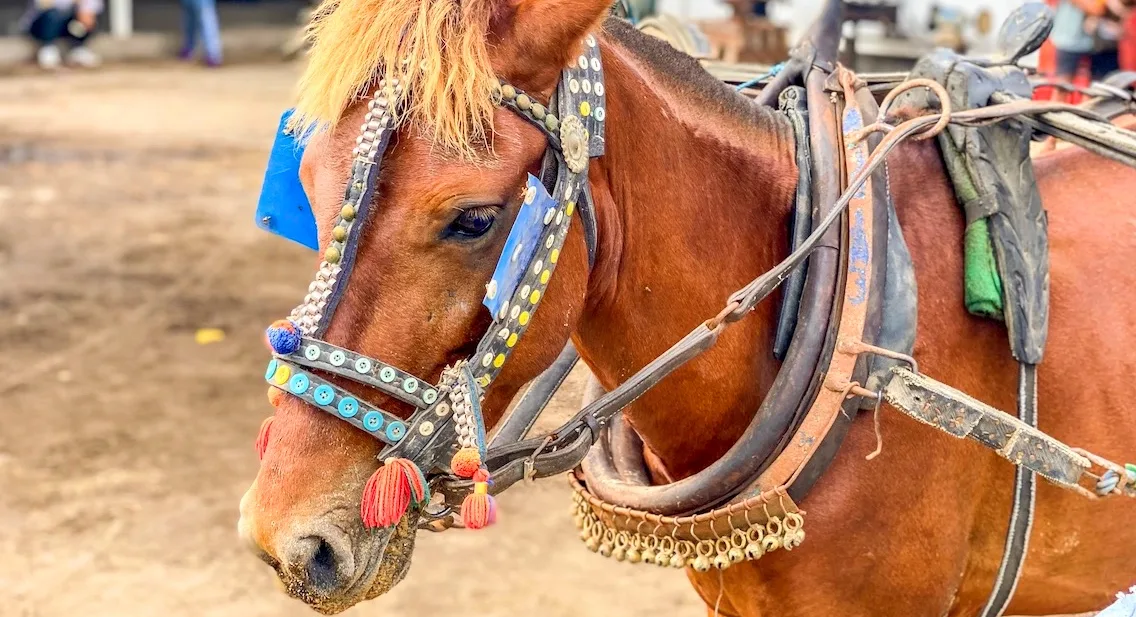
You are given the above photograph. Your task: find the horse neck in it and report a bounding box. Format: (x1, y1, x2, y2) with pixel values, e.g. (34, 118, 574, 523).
(574, 41, 798, 479)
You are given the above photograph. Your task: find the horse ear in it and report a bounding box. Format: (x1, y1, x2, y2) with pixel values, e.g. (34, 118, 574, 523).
(492, 0, 612, 90)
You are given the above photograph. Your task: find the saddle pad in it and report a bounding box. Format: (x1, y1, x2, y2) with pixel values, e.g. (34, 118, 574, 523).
(483, 174, 558, 318)
(255, 109, 318, 251)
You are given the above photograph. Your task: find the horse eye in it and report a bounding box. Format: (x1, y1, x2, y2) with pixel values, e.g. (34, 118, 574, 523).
(449, 206, 497, 239)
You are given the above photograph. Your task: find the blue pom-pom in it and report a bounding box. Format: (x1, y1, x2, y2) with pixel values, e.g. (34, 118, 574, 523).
(266, 319, 302, 355)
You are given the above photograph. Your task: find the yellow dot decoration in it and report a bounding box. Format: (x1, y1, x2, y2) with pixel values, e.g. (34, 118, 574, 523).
(540, 270, 551, 285)
(493, 354, 506, 368)
(519, 311, 531, 326)
(506, 333, 519, 348)
(550, 249, 560, 264)
(580, 101, 592, 117)
(272, 365, 291, 385)
(530, 290, 542, 304)
(566, 202, 576, 217)
(478, 375, 491, 388)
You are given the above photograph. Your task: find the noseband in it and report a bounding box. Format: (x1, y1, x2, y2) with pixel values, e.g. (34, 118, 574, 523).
(262, 36, 607, 530)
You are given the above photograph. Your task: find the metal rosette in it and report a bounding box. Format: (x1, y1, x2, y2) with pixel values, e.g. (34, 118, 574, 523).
(568, 472, 806, 571)
(468, 36, 606, 391)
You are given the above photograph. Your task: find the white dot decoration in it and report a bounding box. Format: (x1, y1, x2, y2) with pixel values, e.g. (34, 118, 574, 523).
(591, 57, 601, 72)
(498, 304, 509, 320)
(544, 207, 555, 225)
(565, 185, 574, 199)
(586, 34, 597, 47)
(596, 107, 606, 121)
(482, 353, 493, 367)
(510, 305, 522, 320)
(578, 56, 588, 69)
(545, 234, 555, 249)
(520, 285, 531, 299)
(569, 79, 580, 94)
(498, 327, 510, 339)
(329, 350, 347, 366)
(512, 243, 525, 262)
(595, 83, 605, 97)
(304, 345, 321, 361)
(486, 279, 498, 300)
(354, 358, 372, 374)
(524, 186, 537, 204)
(533, 260, 544, 275)
(582, 80, 592, 94)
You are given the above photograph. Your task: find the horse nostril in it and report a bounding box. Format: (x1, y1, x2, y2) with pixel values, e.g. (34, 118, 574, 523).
(307, 538, 339, 592)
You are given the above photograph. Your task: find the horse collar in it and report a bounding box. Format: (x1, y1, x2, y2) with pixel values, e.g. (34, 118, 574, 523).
(260, 36, 607, 530)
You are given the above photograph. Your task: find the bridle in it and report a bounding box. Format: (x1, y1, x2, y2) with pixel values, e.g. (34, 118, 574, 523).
(262, 35, 608, 530)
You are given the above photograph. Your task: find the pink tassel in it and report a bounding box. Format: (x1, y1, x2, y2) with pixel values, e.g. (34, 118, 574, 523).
(361, 458, 429, 528)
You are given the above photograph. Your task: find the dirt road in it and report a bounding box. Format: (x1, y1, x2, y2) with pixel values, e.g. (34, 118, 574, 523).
(0, 64, 703, 617)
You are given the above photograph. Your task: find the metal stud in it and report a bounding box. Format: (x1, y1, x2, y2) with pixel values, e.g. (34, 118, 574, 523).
(531, 104, 546, 120)
(332, 225, 347, 242)
(545, 115, 560, 133)
(324, 245, 342, 264)
(354, 357, 372, 374)
(340, 205, 356, 221)
(516, 94, 532, 111)
(501, 84, 517, 100)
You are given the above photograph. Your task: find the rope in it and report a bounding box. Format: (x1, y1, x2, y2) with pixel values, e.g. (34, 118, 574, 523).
(734, 62, 786, 93)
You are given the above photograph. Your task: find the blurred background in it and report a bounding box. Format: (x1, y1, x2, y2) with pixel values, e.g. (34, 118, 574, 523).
(0, 1, 1128, 616)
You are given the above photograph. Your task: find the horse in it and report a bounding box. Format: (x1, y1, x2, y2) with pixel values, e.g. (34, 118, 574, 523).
(237, 0, 1136, 614)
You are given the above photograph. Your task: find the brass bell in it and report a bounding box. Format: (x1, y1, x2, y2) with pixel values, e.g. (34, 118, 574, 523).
(712, 553, 731, 570)
(641, 547, 656, 564)
(728, 546, 745, 563)
(669, 553, 686, 569)
(761, 535, 781, 553)
(626, 547, 642, 564)
(783, 529, 806, 550)
(585, 536, 600, 552)
(612, 546, 626, 562)
(654, 550, 670, 567)
(692, 555, 712, 572)
(744, 542, 765, 560)
(598, 541, 613, 557)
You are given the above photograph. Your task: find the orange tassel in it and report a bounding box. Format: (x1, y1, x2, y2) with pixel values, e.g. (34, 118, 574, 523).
(460, 481, 497, 530)
(361, 458, 429, 528)
(256, 416, 274, 460)
(450, 447, 482, 478)
(267, 387, 285, 407)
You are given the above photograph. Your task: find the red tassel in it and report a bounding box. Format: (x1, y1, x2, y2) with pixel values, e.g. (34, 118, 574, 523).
(256, 416, 274, 460)
(460, 484, 497, 530)
(361, 458, 429, 528)
(450, 447, 483, 478)
(267, 387, 285, 408)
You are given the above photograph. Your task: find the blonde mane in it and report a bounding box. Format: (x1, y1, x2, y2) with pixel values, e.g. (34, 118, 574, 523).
(291, 0, 501, 157)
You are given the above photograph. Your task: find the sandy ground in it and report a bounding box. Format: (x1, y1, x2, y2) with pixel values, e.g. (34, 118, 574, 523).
(0, 64, 705, 617)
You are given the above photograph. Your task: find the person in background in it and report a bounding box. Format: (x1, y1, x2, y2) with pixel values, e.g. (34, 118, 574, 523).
(178, 0, 222, 67)
(1050, 0, 1131, 86)
(19, 0, 102, 69)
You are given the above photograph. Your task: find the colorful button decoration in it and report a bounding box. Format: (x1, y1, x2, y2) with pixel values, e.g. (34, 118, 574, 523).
(313, 384, 335, 405)
(403, 378, 419, 394)
(272, 364, 291, 385)
(379, 367, 396, 383)
(329, 350, 347, 366)
(288, 373, 311, 395)
(422, 389, 438, 404)
(363, 411, 384, 432)
(338, 397, 359, 418)
(265, 359, 278, 381)
(304, 345, 321, 361)
(355, 358, 372, 374)
(385, 421, 407, 442)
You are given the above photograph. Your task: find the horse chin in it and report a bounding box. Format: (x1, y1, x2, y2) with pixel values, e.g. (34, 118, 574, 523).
(289, 514, 420, 615)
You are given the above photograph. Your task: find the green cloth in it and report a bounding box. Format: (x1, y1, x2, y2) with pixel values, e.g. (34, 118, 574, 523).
(964, 219, 1004, 319)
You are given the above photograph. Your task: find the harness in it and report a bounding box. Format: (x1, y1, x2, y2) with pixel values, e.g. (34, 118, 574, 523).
(253, 2, 1136, 613)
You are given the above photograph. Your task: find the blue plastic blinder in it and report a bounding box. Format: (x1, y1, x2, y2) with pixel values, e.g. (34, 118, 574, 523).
(483, 174, 558, 317)
(255, 109, 319, 251)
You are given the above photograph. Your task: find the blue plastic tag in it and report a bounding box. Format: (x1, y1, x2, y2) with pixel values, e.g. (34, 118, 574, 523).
(255, 109, 318, 251)
(483, 174, 557, 317)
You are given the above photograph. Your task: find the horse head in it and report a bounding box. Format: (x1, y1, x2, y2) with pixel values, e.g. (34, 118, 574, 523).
(239, 0, 615, 612)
